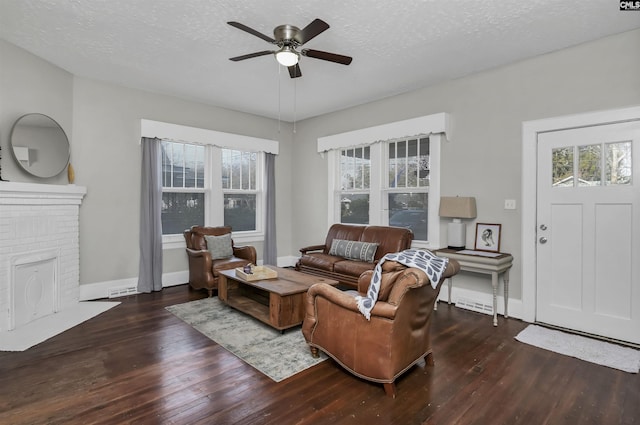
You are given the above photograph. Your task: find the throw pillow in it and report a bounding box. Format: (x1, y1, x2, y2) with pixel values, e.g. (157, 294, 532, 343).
(204, 234, 233, 260)
(329, 239, 378, 263)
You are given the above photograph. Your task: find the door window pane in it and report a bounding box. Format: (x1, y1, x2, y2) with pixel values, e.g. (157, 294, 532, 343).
(578, 144, 601, 187)
(605, 141, 632, 185)
(552, 147, 574, 187)
(388, 193, 428, 240)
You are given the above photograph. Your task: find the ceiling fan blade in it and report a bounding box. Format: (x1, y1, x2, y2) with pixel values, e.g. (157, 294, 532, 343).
(227, 21, 276, 43)
(295, 19, 330, 44)
(229, 50, 274, 61)
(302, 49, 353, 65)
(288, 63, 302, 78)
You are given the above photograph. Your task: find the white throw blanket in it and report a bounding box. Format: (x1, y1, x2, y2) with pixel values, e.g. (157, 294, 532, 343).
(356, 249, 449, 320)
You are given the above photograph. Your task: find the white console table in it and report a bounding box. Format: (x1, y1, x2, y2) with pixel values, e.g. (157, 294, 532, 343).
(435, 248, 513, 326)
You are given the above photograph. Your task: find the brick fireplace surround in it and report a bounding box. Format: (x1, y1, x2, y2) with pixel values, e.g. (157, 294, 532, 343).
(0, 182, 86, 332)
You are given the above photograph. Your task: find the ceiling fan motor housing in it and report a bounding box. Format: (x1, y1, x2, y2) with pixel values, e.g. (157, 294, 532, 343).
(274, 25, 301, 47)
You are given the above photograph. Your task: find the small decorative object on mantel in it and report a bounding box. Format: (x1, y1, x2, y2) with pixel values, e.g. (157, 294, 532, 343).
(0, 146, 8, 181)
(67, 162, 75, 184)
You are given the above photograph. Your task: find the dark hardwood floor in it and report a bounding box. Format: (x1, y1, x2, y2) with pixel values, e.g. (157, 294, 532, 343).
(0, 285, 637, 425)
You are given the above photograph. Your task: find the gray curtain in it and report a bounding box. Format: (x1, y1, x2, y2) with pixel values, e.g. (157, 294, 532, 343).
(137, 137, 163, 293)
(263, 152, 277, 265)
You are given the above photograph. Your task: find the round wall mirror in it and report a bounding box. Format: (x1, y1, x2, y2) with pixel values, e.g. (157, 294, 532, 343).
(10, 113, 70, 178)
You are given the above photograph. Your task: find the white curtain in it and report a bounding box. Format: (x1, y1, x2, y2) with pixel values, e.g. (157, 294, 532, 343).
(137, 137, 163, 293)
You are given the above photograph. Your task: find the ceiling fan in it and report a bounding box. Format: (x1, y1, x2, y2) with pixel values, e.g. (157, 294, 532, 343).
(227, 18, 353, 78)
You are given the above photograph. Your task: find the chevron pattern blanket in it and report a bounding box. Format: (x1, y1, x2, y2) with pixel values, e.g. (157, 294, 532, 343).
(356, 249, 449, 320)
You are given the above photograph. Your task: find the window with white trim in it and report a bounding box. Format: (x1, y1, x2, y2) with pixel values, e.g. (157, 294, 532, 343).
(386, 137, 430, 240)
(161, 140, 206, 235)
(221, 149, 259, 232)
(339, 146, 371, 224)
(334, 137, 430, 241)
(322, 113, 447, 248)
(161, 140, 263, 238)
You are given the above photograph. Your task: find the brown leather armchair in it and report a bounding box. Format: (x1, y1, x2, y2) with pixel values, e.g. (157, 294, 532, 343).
(302, 258, 460, 397)
(183, 225, 257, 297)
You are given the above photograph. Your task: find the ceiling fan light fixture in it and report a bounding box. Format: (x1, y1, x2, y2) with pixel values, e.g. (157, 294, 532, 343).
(275, 46, 299, 67)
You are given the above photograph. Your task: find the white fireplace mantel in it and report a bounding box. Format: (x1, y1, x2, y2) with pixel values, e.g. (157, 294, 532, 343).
(0, 181, 86, 204)
(0, 181, 86, 332)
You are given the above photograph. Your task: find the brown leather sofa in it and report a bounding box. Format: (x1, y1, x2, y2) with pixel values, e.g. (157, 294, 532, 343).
(183, 225, 257, 297)
(295, 223, 414, 288)
(302, 258, 460, 397)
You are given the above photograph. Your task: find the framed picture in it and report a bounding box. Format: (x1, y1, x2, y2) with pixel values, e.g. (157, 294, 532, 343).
(474, 223, 501, 252)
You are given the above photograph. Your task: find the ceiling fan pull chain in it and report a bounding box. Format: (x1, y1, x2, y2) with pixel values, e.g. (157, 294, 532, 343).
(277, 63, 282, 133)
(293, 79, 297, 134)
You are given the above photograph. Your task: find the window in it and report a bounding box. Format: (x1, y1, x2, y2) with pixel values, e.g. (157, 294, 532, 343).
(339, 147, 370, 224)
(386, 137, 429, 240)
(161, 141, 205, 235)
(552, 141, 632, 187)
(323, 113, 447, 248)
(143, 119, 277, 248)
(336, 138, 430, 240)
(161, 140, 264, 239)
(222, 149, 258, 232)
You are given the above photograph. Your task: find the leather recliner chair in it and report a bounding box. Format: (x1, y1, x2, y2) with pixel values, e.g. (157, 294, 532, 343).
(302, 258, 460, 397)
(183, 225, 257, 297)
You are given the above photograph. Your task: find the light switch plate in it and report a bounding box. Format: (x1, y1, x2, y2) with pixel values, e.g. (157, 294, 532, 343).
(504, 199, 516, 210)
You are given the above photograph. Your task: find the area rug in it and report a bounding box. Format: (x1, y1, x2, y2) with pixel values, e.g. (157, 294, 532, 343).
(515, 325, 640, 373)
(0, 301, 120, 351)
(165, 297, 327, 382)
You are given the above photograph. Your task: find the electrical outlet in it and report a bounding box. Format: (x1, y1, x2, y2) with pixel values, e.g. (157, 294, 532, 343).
(504, 199, 516, 210)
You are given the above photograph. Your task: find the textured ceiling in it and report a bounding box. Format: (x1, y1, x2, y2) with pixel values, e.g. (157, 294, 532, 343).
(1, 0, 639, 122)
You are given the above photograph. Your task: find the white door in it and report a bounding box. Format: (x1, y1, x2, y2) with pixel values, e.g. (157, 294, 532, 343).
(536, 121, 640, 344)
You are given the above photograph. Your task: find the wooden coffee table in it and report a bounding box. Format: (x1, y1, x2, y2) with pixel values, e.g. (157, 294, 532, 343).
(218, 266, 338, 331)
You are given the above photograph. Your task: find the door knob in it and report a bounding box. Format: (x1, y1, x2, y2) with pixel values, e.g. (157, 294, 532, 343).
(539, 224, 547, 231)
(539, 237, 548, 244)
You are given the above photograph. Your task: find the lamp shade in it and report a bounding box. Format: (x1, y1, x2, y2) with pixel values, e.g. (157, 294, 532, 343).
(439, 196, 477, 219)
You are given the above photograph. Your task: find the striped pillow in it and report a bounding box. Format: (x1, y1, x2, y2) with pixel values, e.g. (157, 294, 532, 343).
(329, 239, 379, 263)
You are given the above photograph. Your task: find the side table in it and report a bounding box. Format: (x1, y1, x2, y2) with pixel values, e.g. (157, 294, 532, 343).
(434, 248, 513, 326)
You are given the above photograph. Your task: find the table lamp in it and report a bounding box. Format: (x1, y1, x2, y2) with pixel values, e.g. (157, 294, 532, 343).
(439, 196, 477, 250)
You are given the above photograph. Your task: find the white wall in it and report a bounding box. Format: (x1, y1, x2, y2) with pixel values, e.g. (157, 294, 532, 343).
(0, 39, 72, 185)
(1, 39, 295, 289)
(291, 28, 640, 303)
(70, 78, 295, 285)
(2, 28, 639, 305)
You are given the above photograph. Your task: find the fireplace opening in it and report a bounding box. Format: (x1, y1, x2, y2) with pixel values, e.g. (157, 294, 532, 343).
(11, 252, 58, 330)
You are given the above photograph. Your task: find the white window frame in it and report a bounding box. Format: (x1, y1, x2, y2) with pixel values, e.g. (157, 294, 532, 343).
(320, 113, 450, 250)
(142, 120, 278, 250)
(160, 140, 208, 245)
(336, 146, 373, 224)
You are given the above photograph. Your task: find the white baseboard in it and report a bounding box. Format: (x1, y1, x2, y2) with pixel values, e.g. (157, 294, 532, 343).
(80, 264, 524, 322)
(77, 256, 301, 301)
(276, 255, 299, 268)
(79, 270, 189, 301)
(437, 285, 523, 320)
